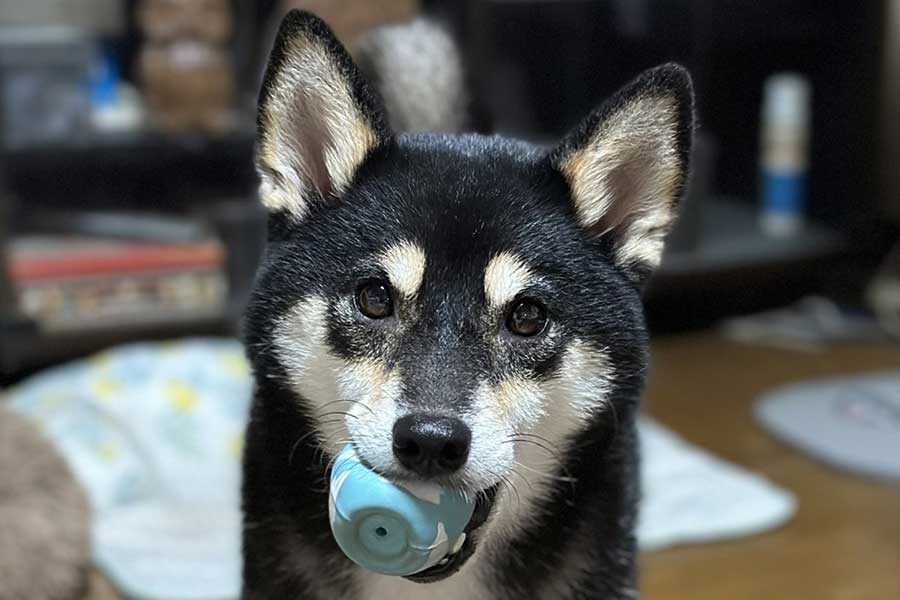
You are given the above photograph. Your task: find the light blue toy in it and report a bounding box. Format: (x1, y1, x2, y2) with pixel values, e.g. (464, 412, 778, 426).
(328, 444, 475, 576)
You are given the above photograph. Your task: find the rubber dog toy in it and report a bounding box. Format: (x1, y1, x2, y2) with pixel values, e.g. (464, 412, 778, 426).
(328, 444, 474, 576)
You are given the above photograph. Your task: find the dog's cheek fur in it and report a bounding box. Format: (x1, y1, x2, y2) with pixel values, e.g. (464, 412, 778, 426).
(272, 295, 347, 444)
(461, 379, 533, 491)
(341, 363, 403, 469)
(271, 293, 407, 464)
(475, 340, 614, 532)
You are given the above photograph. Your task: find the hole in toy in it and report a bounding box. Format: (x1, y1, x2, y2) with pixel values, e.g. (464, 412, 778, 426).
(375, 527, 388, 537)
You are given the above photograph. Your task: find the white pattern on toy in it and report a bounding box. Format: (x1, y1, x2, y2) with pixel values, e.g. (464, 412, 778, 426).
(422, 521, 449, 566)
(396, 480, 442, 504)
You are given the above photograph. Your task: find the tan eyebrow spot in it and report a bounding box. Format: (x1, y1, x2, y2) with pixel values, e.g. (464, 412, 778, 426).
(484, 252, 534, 308)
(379, 241, 426, 298)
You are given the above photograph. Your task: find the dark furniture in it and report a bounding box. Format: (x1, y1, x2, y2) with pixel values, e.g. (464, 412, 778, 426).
(0, 129, 265, 382)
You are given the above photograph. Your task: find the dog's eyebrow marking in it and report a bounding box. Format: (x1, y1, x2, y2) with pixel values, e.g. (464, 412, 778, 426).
(379, 241, 426, 298)
(484, 252, 534, 308)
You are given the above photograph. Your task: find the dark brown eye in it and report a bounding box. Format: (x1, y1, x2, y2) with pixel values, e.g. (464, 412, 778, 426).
(506, 300, 547, 337)
(356, 281, 394, 319)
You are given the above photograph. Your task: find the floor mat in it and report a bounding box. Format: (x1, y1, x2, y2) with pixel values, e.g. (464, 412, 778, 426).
(755, 371, 900, 482)
(6, 339, 795, 599)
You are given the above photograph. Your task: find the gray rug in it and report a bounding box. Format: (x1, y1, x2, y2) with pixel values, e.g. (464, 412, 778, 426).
(755, 371, 900, 482)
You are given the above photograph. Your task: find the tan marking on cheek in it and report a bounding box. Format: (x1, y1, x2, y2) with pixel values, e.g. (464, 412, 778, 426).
(341, 360, 405, 415)
(560, 339, 611, 374)
(379, 241, 427, 298)
(554, 339, 613, 413)
(272, 296, 330, 376)
(492, 377, 543, 419)
(484, 252, 534, 309)
(343, 361, 403, 468)
(340, 359, 388, 400)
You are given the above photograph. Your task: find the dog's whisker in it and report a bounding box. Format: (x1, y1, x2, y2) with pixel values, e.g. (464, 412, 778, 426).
(312, 398, 375, 417)
(503, 437, 560, 459)
(508, 467, 537, 495)
(288, 425, 342, 467)
(511, 432, 563, 453)
(315, 433, 352, 467)
(314, 411, 359, 420)
(498, 473, 523, 514)
(322, 441, 354, 474)
(507, 435, 579, 484)
(513, 460, 578, 484)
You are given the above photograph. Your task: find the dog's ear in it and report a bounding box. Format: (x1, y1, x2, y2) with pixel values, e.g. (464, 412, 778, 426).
(256, 10, 392, 220)
(549, 63, 694, 285)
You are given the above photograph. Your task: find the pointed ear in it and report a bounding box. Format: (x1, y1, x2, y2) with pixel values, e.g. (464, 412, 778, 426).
(549, 63, 694, 284)
(256, 10, 392, 219)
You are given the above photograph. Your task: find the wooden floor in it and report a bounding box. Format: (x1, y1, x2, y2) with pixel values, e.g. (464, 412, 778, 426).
(86, 332, 900, 599)
(641, 333, 900, 600)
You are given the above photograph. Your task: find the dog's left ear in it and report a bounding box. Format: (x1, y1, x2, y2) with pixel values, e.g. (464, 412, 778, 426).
(256, 10, 392, 220)
(549, 63, 694, 285)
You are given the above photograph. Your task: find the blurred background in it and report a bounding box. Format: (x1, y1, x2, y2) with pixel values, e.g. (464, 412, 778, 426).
(0, 1, 898, 600)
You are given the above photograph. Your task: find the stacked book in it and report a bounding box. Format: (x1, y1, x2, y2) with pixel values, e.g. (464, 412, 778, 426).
(8, 236, 227, 332)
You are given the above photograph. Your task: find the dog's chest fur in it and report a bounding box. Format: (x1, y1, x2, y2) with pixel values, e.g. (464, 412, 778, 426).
(358, 565, 488, 600)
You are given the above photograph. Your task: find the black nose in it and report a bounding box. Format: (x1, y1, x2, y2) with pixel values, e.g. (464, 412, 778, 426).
(392, 414, 471, 477)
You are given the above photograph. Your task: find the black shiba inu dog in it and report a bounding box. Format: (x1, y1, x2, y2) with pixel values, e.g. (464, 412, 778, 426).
(242, 10, 694, 600)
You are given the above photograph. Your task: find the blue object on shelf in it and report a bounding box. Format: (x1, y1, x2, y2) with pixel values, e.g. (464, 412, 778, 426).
(328, 444, 474, 576)
(90, 50, 119, 108)
(761, 171, 807, 216)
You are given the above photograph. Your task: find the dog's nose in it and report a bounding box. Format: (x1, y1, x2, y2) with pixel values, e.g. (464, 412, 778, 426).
(392, 414, 471, 477)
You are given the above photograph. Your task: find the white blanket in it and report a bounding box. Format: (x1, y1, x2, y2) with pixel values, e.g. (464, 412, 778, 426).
(6, 339, 795, 600)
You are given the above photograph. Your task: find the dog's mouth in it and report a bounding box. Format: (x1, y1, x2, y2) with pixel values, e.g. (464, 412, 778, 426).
(403, 483, 499, 584)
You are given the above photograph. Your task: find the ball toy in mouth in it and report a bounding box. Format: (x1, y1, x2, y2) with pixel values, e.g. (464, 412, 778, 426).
(328, 444, 475, 576)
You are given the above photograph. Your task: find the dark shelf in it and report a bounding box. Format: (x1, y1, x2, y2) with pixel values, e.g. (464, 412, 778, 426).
(659, 198, 845, 277)
(4, 126, 260, 215)
(0, 313, 237, 385)
(647, 198, 848, 332)
(4, 126, 256, 171)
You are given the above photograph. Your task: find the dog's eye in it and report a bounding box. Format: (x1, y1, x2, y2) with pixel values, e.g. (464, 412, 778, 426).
(506, 300, 547, 337)
(356, 280, 394, 319)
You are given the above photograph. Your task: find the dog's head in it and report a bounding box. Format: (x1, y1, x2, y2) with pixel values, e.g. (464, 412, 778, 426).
(246, 9, 693, 579)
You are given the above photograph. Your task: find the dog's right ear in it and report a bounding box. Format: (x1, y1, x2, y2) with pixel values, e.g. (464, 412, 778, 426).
(549, 64, 694, 286)
(256, 10, 392, 220)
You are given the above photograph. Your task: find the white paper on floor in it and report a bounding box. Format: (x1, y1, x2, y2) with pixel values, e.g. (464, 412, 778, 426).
(637, 417, 796, 550)
(6, 339, 796, 599)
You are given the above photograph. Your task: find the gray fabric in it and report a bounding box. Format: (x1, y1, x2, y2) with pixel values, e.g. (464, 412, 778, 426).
(0, 404, 91, 600)
(755, 371, 900, 482)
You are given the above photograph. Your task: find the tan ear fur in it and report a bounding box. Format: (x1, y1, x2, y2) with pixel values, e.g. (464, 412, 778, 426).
(551, 64, 694, 281)
(257, 11, 391, 218)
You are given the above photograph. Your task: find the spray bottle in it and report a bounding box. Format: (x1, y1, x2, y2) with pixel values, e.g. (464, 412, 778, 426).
(759, 73, 812, 237)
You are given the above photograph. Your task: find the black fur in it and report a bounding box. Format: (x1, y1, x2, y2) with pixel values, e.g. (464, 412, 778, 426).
(242, 10, 693, 600)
